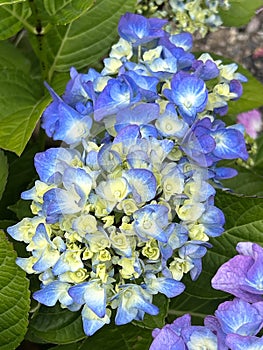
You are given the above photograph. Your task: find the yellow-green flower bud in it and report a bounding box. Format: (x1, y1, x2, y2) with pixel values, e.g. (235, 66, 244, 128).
(98, 249, 111, 262)
(169, 258, 194, 280)
(142, 239, 160, 260)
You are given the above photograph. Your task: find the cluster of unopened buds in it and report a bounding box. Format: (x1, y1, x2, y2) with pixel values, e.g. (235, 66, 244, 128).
(8, 13, 248, 336)
(151, 242, 263, 349)
(137, 0, 231, 37)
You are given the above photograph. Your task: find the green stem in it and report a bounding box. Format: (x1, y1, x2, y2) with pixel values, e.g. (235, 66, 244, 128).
(28, 0, 49, 81)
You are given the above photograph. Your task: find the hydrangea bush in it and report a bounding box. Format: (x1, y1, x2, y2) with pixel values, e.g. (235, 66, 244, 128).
(7, 12, 249, 336)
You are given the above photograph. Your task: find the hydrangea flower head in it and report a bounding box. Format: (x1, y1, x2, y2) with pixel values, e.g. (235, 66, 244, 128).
(7, 12, 248, 337)
(212, 242, 263, 302)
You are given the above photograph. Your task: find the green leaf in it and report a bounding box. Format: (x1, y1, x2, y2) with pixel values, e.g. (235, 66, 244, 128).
(26, 304, 86, 344)
(0, 40, 31, 72)
(133, 294, 169, 329)
(168, 294, 223, 325)
(50, 324, 154, 350)
(0, 150, 8, 201)
(0, 230, 30, 350)
(168, 191, 263, 323)
(80, 323, 152, 350)
(0, 220, 16, 230)
(49, 344, 80, 350)
(0, 2, 32, 40)
(0, 139, 40, 220)
(0, 64, 47, 155)
(221, 165, 263, 196)
(9, 198, 33, 220)
(219, 0, 263, 27)
(42, 0, 94, 25)
(254, 133, 263, 171)
(29, 0, 137, 81)
(0, 0, 25, 5)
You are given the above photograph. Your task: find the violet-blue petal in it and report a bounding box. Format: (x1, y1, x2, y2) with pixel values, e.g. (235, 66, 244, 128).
(215, 298, 263, 336)
(62, 67, 99, 106)
(192, 59, 219, 80)
(211, 255, 262, 302)
(118, 12, 167, 46)
(225, 334, 263, 350)
(150, 327, 186, 350)
(213, 167, 238, 180)
(62, 167, 92, 206)
(168, 32, 193, 51)
(93, 77, 140, 121)
(181, 326, 218, 349)
(204, 315, 228, 350)
(42, 83, 92, 144)
(98, 144, 122, 173)
(229, 79, 243, 100)
(199, 206, 225, 237)
(115, 285, 159, 325)
(212, 128, 249, 161)
(113, 124, 141, 147)
(242, 245, 263, 295)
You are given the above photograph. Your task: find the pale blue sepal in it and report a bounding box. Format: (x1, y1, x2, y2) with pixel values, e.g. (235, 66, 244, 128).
(69, 280, 106, 318)
(144, 275, 185, 298)
(123, 168, 157, 204)
(82, 305, 110, 336)
(33, 281, 73, 307)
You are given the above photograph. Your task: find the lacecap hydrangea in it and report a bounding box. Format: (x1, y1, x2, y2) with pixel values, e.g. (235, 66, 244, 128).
(8, 12, 248, 336)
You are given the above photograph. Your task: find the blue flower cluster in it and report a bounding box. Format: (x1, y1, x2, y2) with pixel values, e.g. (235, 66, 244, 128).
(7, 13, 248, 336)
(151, 242, 263, 350)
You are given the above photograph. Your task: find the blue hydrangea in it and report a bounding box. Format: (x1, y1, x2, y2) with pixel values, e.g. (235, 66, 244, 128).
(7, 12, 249, 337)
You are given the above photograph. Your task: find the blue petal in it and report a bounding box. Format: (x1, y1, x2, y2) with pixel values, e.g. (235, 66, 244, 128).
(62, 167, 92, 205)
(82, 305, 110, 336)
(34, 148, 76, 184)
(225, 334, 263, 350)
(33, 249, 60, 272)
(123, 169, 157, 204)
(113, 124, 141, 146)
(33, 281, 72, 307)
(68, 282, 88, 305)
(69, 281, 106, 318)
(146, 277, 185, 298)
(212, 128, 249, 160)
(43, 188, 81, 223)
(118, 12, 167, 46)
(94, 77, 140, 121)
(98, 144, 122, 173)
(115, 103, 159, 131)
